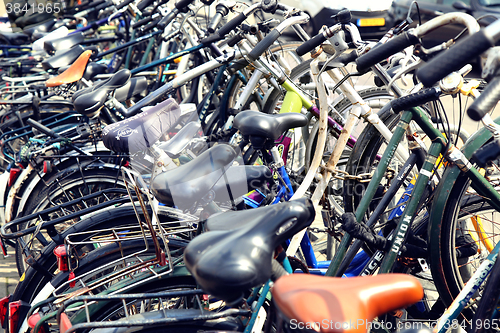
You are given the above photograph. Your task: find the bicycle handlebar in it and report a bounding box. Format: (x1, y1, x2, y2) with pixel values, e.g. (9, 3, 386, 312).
(296, 31, 326, 56)
(467, 76, 500, 121)
(116, 0, 134, 10)
(216, 12, 246, 37)
(356, 32, 419, 72)
(208, 3, 230, 33)
(95, 0, 113, 11)
(247, 11, 309, 61)
(141, 17, 162, 32)
(132, 14, 157, 29)
(357, 12, 480, 73)
(157, 9, 178, 30)
(473, 139, 500, 167)
(175, 0, 195, 12)
(390, 87, 441, 113)
(417, 30, 494, 87)
(137, 0, 155, 11)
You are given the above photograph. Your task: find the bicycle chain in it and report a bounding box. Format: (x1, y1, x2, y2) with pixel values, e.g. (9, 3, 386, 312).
(318, 164, 373, 182)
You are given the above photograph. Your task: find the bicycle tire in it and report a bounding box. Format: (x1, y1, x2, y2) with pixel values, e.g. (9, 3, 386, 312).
(14, 165, 128, 276)
(10, 205, 194, 333)
(430, 164, 500, 319)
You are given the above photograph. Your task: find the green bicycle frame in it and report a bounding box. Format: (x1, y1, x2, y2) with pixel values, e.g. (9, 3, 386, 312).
(326, 106, 500, 276)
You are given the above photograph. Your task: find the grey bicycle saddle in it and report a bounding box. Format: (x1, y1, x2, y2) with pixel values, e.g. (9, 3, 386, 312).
(233, 110, 308, 149)
(44, 32, 85, 54)
(184, 198, 315, 303)
(210, 165, 273, 204)
(150, 144, 236, 209)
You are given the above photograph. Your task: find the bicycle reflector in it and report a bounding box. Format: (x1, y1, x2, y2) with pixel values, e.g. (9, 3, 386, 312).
(8, 168, 21, 187)
(54, 245, 69, 272)
(0, 238, 7, 256)
(9, 301, 21, 333)
(0, 295, 9, 327)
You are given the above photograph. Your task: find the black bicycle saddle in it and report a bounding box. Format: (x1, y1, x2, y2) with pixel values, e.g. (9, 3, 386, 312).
(233, 110, 308, 149)
(102, 98, 181, 154)
(58, 62, 108, 81)
(184, 198, 315, 303)
(73, 69, 131, 117)
(114, 77, 148, 102)
(150, 144, 237, 210)
(41, 45, 85, 71)
(23, 18, 57, 37)
(0, 32, 30, 45)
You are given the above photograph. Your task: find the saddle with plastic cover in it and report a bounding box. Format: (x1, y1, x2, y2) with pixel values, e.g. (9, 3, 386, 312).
(102, 98, 181, 154)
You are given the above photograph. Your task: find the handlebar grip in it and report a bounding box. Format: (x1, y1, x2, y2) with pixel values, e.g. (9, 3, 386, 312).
(216, 12, 246, 38)
(116, 0, 134, 10)
(356, 32, 420, 72)
(247, 29, 281, 61)
(175, 0, 194, 12)
(473, 139, 500, 168)
(26, 118, 62, 139)
(141, 18, 161, 32)
(296, 32, 326, 56)
(207, 12, 224, 34)
(336, 50, 358, 65)
(227, 33, 244, 47)
(79, 0, 106, 10)
(467, 76, 500, 121)
(416, 30, 494, 88)
(95, 0, 113, 11)
(391, 87, 441, 113)
(132, 15, 155, 29)
(137, 0, 155, 11)
(157, 9, 177, 30)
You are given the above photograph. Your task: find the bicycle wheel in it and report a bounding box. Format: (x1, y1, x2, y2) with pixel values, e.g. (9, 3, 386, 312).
(430, 159, 500, 318)
(25, 239, 192, 333)
(15, 165, 128, 276)
(11, 205, 194, 333)
(470, 257, 500, 333)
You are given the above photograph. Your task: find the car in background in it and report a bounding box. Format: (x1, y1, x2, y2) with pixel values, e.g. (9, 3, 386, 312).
(387, 0, 500, 48)
(278, 0, 394, 40)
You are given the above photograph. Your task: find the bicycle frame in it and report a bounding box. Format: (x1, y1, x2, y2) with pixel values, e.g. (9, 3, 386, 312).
(327, 103, 500, 276)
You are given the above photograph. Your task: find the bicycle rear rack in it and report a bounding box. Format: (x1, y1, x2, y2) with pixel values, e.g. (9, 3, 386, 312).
(31, 290, 250, 333)
(49, 168, 196, 303)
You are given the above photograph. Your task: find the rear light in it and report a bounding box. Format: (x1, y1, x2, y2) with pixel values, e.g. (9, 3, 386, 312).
(9, 301, 21, 333)
(8, 168, 21, 187)
(0, 295, 9, 327)
(54, 245, 69, 272)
